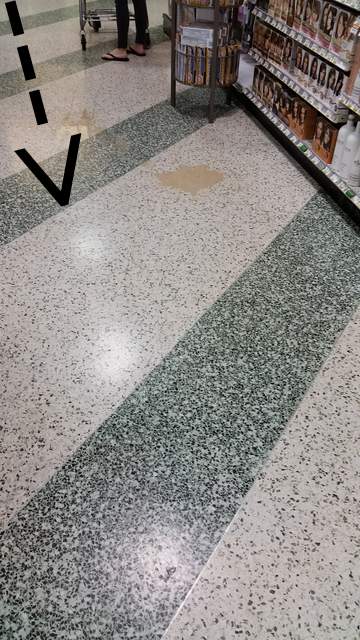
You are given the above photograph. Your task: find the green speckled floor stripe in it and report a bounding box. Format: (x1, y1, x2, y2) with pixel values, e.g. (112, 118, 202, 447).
(0, 0, 115, 36)
(0, 24, 167, 100)
(0, 88, 230, 246)
(2, 192, 360, 639)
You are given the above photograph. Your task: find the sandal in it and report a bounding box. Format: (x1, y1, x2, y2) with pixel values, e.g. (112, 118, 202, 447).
(102, 52, 129, 61)
(127, 46, 146, 57)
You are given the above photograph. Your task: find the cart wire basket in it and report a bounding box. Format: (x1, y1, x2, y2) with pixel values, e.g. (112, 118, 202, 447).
(79, 0, 151, 50)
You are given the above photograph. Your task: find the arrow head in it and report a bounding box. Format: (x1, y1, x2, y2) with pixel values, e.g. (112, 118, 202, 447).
(15, 133, 81, 206)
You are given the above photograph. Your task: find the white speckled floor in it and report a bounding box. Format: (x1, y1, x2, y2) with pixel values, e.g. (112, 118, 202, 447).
(163, 305, 360, 640)
(1, 2, 360, 639)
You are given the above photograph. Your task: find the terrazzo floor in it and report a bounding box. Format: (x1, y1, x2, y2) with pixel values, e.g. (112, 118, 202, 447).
(1, 2, 359, 639)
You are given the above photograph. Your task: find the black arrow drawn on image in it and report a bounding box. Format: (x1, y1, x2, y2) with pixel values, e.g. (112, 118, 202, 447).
(15, 134, 81, 206)
(6, 0, 81, 206)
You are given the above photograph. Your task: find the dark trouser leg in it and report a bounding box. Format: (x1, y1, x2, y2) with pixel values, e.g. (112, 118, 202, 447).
(115, 0, 130, 49)
(132, 0, 147, 45)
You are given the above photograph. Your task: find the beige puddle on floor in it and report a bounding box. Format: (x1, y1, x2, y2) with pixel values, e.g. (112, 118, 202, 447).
(158, 165, 224, 196)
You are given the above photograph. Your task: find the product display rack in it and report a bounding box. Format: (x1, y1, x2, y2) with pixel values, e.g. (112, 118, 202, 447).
(170, 0, 241, 123)
(249, 49, 348, 122)
(233, 84, 360, 217)
(252, 6, 351, 71)
(171, 0, 221, 123)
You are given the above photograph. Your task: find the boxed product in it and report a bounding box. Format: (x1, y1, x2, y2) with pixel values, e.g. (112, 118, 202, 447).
(274, 0, 283, 19)
(269, 31, 286, 64)
(289, 97, 301, 129)
(286, 0, 295, 27)
(309, 53, 320, 89)
(252, 19, 266, 54)
(280, 0, 290, 23)
(328, 71, 345, 105)
(291, 100, 317, 138)
(312, 116, 339, 162)
(272, 82, 283, 115)
(282, 37, 293, 70)
(293, 0, 305, 31)
(253, 65, 261, 95)
(302, 0, 322, 38)
(263, 74, 275, 107)
(278, 89, 293, 126)
(301, 0, 313, 36)
(314, 60, 328, 99)
(268, 0, 277, 16)
(330, 11, 359, 64)
(294, 45, 304, 80)
(317, 2, 337, 49)
(345, 30, 360, 101)
(300, 49, 311, 85)
(324, 65, 338, 103)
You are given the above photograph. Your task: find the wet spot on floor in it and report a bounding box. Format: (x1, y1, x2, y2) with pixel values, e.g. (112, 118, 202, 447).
(158, 165, 224, 195)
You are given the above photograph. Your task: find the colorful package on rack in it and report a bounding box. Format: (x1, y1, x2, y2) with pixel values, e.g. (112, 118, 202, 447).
(293, 0, 305, 31)
(293, 101, 317, 139)
(286, 0, 295, 27)
(294, 45, 304, 79)
(317, 2, 337, 49)
(301, 0, 313, 36)
(267, 0, 277, 17)
(280, 0, 289, 23)
(282, 37, 293, 70)
(315, 60, 328, 98)
(272, 82, 283, 114)
(345, 28, 360, 101)
(308, 53, 319, 89)
(279, 90, 293, 126)
(312, 116, 339, 162)
(301, 49, 311, 85)
(330, 11, 358, 64)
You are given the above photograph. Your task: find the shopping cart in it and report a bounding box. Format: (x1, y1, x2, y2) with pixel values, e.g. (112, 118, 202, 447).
(79, 0, 151, 51)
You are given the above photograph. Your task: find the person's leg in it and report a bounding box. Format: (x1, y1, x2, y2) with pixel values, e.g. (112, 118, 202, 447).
(130, 0, 147, 53)
(102, 0, 129, 60)
(116, 0, 130, 49)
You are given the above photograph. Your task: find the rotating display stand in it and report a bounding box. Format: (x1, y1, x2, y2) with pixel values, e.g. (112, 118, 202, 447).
(170, 0, 241, 123)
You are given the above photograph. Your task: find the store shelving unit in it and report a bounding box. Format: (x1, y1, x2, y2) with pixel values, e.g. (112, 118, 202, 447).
(249, 49, 348, 123)
(233, 84, 360, 215)
(252, 6, 351, 72)
(340, 93, 360, 117)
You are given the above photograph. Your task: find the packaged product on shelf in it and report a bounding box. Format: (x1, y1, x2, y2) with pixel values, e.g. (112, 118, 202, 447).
(263, 74, 275, 107)
(272, 82, 283, 114)
(301, 49, 311, 85)
(270, 31, 286, 64)
(293, 0, 305, 31)
(264, 27, 272, 56)
(282, 37, 293, 70)
(252, 19, 264, 54)
(279, 90, 293, 126)
(345, 30, 360, 101)
(292, 100, 317, 138)
(274, 0, 283, 19)
(330, 10, 357, 63)
(294, 45, 304, 79)
(315, 60, 328, 98)
(324, 66, 337, 103)
(332, 114, 356, 174)
(258, 68, 265, 97)
(286, 0, 295, 27)
(309, 54, 319, 89)
(289, 97, 300, 128)
(330, 70, 344, 105)
(317, 2, 337, 49)
(281, 0, 289, 23)
(268, 0, 277, 17)
(301, 0, 313, 36)
(253, 66, 261, 94)
(312, 116, 338, 162)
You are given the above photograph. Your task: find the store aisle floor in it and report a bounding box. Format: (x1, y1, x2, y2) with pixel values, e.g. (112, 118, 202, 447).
(1, 2, 360, 639)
